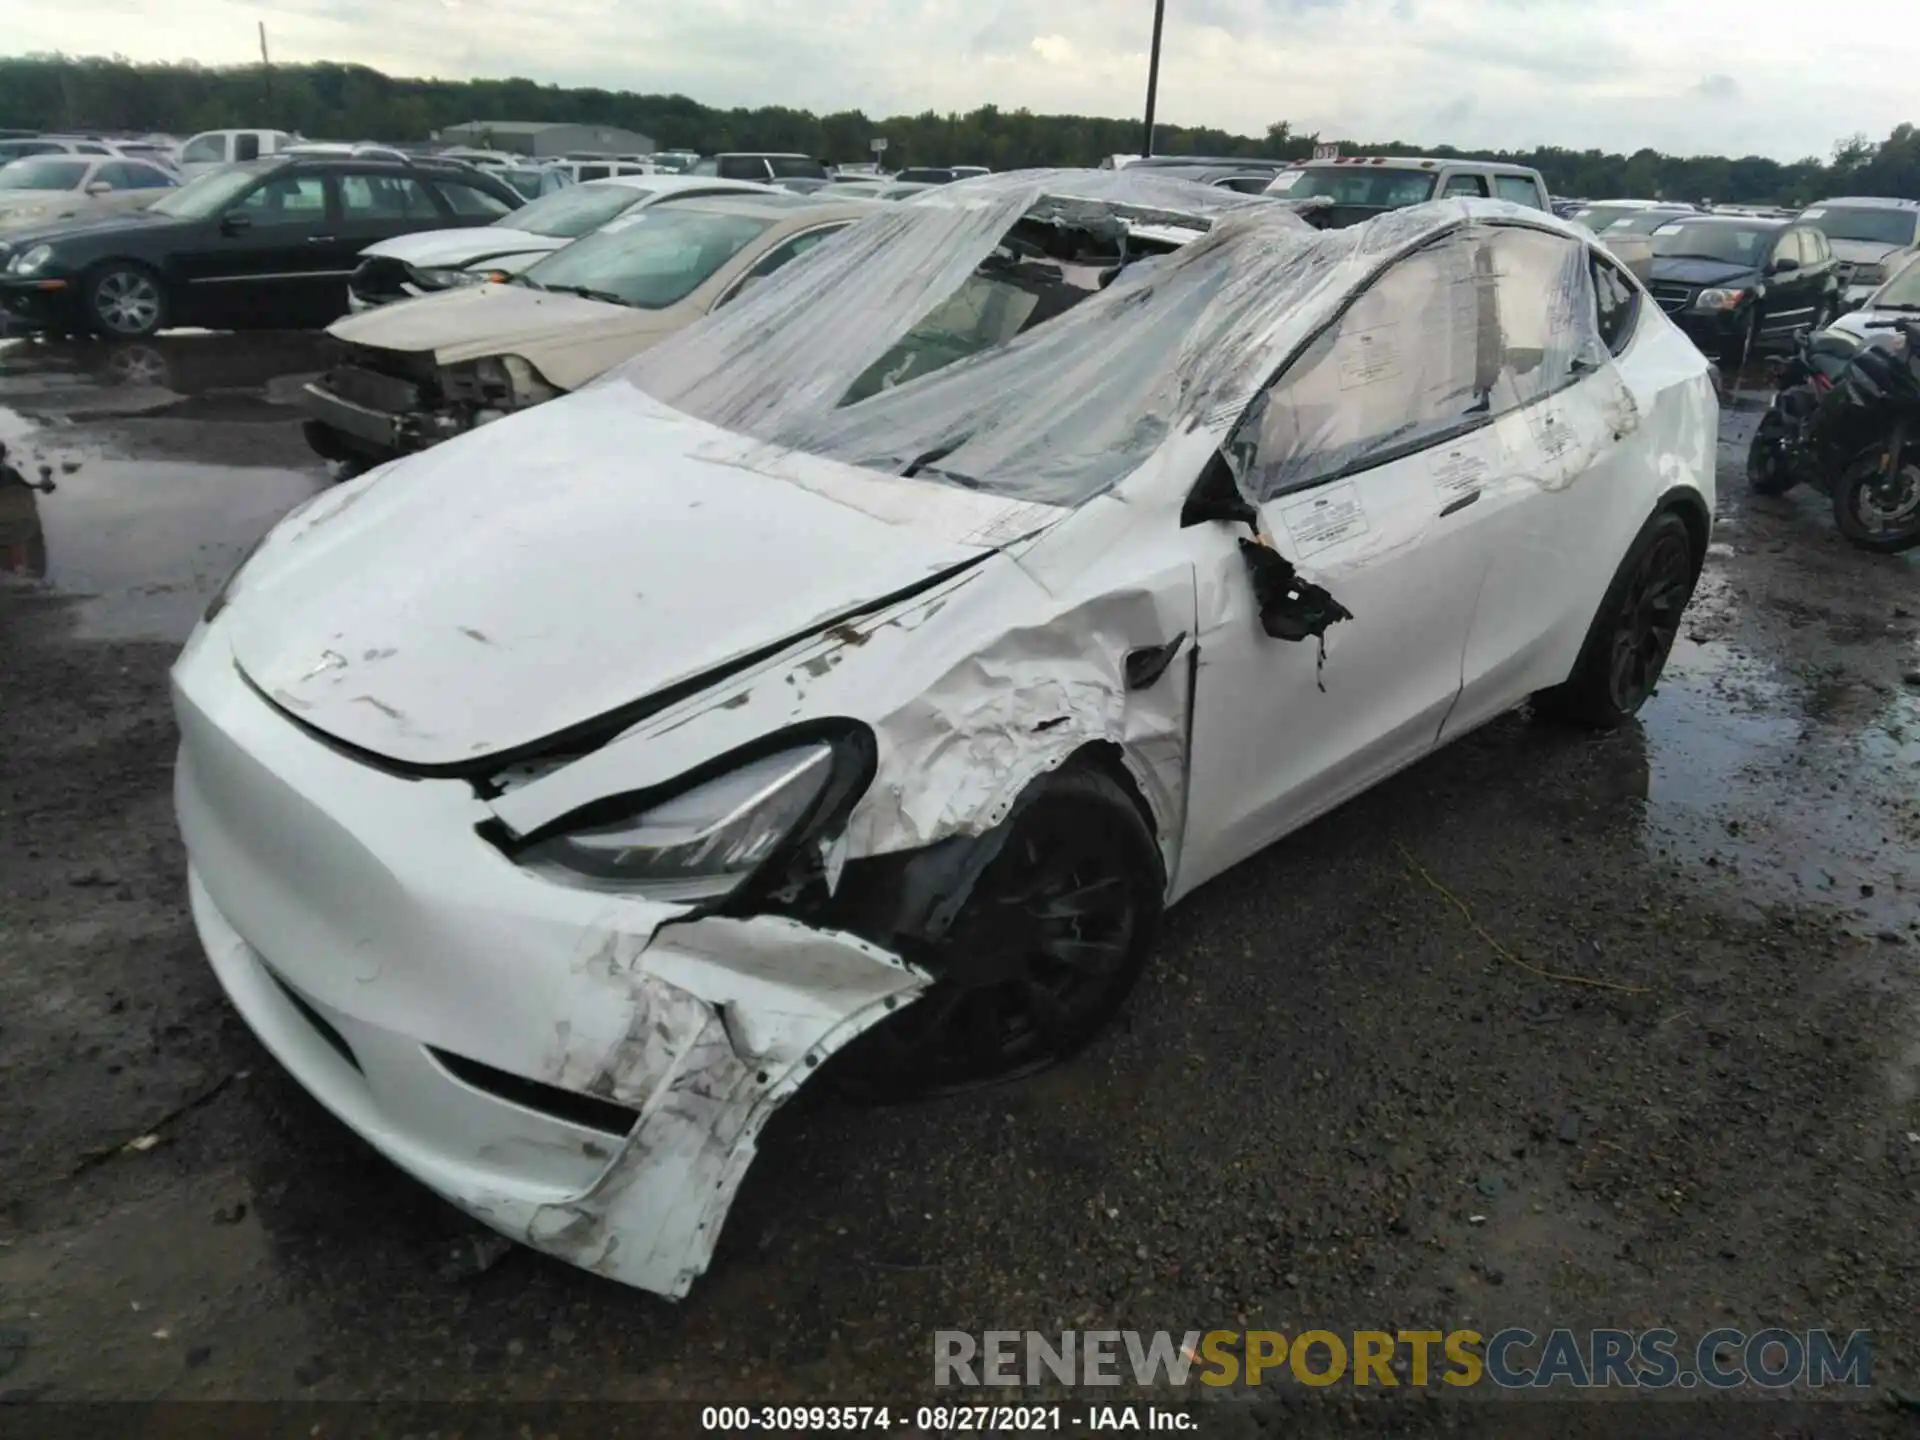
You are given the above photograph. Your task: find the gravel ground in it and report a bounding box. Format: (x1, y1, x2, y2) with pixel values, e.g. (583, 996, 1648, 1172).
(0, 332, 1916, 1435)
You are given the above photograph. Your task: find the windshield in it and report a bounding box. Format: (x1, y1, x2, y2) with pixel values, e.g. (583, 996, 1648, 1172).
(0, 158, 89, 191)
(1651, 221, 1771, 265)
(619, 169, 1290, 507)
(1802, 206, 1917, 247)
(147, 165, 269, 219)
(499, 180, 650, 237)
(523, 207, 771, 307)
(1267, 166, 1437, 207)
(769, 156, 828, 179)
(1871, 254, 1920, 309)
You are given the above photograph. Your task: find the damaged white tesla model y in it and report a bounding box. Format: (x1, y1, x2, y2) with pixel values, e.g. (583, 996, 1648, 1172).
(172, 170, 1716, 1299)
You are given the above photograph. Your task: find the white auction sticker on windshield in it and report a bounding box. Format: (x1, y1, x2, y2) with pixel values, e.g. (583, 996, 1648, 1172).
(1429, 443, 1490, 501)
(1280, 481, 1369, 557)
(1267, 171, 1302, 191)
(1653, 222, 1684, 235)
(1801, 207, 1826, 218)
(1337, 325, 1403, 389)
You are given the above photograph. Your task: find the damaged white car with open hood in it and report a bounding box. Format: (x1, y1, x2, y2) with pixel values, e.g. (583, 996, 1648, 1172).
(173, 171, 1716, 1299)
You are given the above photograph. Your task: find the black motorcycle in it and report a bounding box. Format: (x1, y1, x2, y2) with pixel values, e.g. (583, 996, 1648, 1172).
(1747, 317, 1920, 553)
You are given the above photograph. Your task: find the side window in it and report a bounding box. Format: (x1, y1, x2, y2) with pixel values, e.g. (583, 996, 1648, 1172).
(339, 173, 440, 220)
(715, 225, 848, 308)
(1228, 226, 1601, 501)
(690, 158, 719, 176)
(575, 164, 610, 181)
(1810, 230, 1832, 262)
(435, 179, 514, 218)
(1226, 237, 1487, 501)
(718, 156, 770, 181)
(234, 133, 262, 162)
(180, 135, 225, 165)
(1772, 231, 1803, 268)
(74, 142, 110, 155)
(97, 162, 172, 190)
(1443, 174, 1489, 198)
(1494, 175, 1543, 209)
(235, 173, 328, 224)
(1590, 252, 1640, 355)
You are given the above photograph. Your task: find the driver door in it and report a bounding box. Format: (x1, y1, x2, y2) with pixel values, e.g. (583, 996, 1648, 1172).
(1178, 230, 1510, 893)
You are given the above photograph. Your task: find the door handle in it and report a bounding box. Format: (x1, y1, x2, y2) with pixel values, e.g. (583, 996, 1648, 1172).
(1440, 489, 1482, 517)
(306, 234, 338, 243)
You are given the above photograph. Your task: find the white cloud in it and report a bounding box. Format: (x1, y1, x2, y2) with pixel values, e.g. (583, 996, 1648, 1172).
(9, 0, 1918, 160)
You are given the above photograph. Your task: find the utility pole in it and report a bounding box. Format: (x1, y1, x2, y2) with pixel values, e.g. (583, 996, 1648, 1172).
(1141, 0, 1166, 157)
(259, 23, 274, 114)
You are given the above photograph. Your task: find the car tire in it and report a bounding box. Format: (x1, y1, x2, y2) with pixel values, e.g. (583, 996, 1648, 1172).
(830, 762, 1165, 1100)
(84, 262, 168, 339)
(1533, 510, 1698, 729)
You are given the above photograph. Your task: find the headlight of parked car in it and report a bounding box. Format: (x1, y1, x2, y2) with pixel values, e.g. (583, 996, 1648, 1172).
(518, 743, 839, 902)
(1694, 288, 1747, 312)
(6, 244, 55, 276)
(1852, 264, 1886, 287)
(413, 266, 492, 290)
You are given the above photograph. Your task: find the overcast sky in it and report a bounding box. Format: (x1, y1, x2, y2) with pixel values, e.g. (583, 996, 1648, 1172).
(17, 0, 1919, 161)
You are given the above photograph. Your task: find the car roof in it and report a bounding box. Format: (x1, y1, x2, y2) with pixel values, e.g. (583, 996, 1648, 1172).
(1669, 213, 1788, 228)
(1303, 155, 1539, 175)
(714, 152, 816, 160)
(659, 193, 870, 225)
(1806, 196, 1920, 211)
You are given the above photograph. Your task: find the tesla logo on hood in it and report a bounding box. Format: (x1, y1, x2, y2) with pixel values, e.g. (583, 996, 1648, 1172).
(299, 649, 348, 681)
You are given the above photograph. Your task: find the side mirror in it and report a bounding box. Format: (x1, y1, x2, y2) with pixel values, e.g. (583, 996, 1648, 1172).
(1770, 256, 1799, 275)
(219, 211, 252, 236)
(1238, 539, 1353, 644)
(84, 181, 112, 197)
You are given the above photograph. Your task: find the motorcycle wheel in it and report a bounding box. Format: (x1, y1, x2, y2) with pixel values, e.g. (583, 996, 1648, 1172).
(1746, 412, 1797, 496)
(1831, 445, 1920, 553)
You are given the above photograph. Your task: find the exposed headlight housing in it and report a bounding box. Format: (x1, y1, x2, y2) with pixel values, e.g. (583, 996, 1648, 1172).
(1694, 287, 1747, 312)
(6, 244, 55, 276)
(413, 266, 492, 290)
(517, 741, 857, 903)
(444, 353, 557, 410)
(1852, 263, 1886, 287)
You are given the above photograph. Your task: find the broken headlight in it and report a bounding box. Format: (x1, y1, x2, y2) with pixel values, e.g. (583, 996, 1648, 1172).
(519, 744, 837, 903)
(445, 354, 557, 410)
(413, 266, 492, 291)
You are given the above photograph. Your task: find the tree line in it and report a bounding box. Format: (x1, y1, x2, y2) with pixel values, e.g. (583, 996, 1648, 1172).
(4, 54, 1918, 205)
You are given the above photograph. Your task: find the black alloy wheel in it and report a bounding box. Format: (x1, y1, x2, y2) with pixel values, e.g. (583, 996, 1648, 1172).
(1533, 510, 1698, 729)
(1746, 412, 1796, 496)
(1604, 522, 1694, 714)
(832, 766, 1163, 1099)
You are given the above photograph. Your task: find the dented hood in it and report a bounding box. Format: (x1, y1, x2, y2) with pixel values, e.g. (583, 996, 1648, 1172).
(219, 385, 1067, 767)
(360, 226, 563, 269)
(327, 282, 680, 385)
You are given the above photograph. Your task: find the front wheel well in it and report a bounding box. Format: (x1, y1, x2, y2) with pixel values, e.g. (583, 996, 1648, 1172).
(1656, 485, 1712, 576)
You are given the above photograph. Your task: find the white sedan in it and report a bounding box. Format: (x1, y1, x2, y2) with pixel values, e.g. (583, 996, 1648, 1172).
(173, 172, 1716, 1300)
(345, 173, 778, 310)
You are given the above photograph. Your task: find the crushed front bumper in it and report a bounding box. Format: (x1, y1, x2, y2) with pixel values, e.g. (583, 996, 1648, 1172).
(172, 626, 927, 1297)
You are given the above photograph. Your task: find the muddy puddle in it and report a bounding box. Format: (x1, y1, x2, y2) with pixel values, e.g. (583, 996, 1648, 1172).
(1638, 539, 1920, 936)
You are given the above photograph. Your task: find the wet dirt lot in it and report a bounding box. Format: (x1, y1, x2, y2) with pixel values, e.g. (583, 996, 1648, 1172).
(1, 332, 1917, 1432)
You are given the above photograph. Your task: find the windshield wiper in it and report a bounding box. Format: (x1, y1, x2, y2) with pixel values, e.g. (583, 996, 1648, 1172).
(541, 283, 627, 305)
(900, 441, 984, 489)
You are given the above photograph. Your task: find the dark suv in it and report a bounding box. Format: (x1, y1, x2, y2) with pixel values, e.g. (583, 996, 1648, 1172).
(1642, 213, 1840, 371)
(0, 155, 521, 338)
